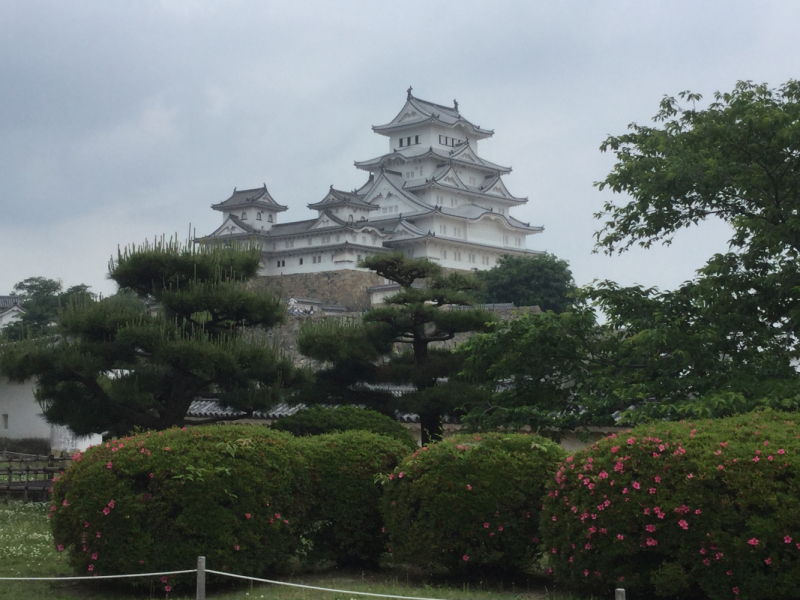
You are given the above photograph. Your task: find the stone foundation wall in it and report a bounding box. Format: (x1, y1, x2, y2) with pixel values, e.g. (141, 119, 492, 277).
(249, 270, 385, 311)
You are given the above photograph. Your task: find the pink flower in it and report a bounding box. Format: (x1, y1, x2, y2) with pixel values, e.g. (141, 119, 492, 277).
(149, 473, 154, 478)
(546, 567, 553, 575)
(627, 437, 635, 445)
(633, 482, 641, 489)
(584, 569, 589, 577)
(165, 585, 172, 592)
(498, 526, 503, 531)
(164, 447, 170, 452)
(619, 576, 625, 582)
(585, 543, 592, 549)
(84, 521, 89, 528)
(552, 516, 557, 521)
(103, 507, 110, 515)
(398, 472, 404, 478)
(162, 576, 168, 583)
(678, 520, 689, 530)
(466, 484, 472, 490)
(107, 501, 114, 508)
(617, 534, 624, 540)
(462, 555, 469, 562)
(695, 509, 701, 514)
(88, 565, 94, 571)
(785, 535, 792, 543)
(234, 545, 239, 550)
(733, 587, 740, 594)
(765, 558, 772, 565)
(654, 476, 661, 483)
(778, 449, 785, 454)
(646, 537, 658, 546)
(245, 513, 251, 519)
(91, 552, 98, 560)
(646, 524, 656, 532)
(106, 462, 113, 469)
(687, 473, 694, 479)
(649, 488, 657, 494)
(715, 552, 723, 560)
(96, 532, 101, 538)
(57, 544, 64, 551)
(484, 522, 489, 528)
(748, 538, 759, 546)
(702, 558, 710, 566)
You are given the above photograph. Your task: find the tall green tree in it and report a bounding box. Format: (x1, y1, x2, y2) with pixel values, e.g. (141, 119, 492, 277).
(461, 80, 800, 434)
(0, 240, 299, 436)
(596, 80, 800, 351)
(2, 277, 94, 340)
(298, 253, 495, 442)
(476, 253, 575, 312)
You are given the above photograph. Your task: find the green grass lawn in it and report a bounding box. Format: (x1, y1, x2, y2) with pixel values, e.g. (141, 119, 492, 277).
(0, 501, 580, 600)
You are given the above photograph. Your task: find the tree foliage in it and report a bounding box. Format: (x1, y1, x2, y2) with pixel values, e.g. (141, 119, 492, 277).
(459, 281, 800, 436)
(0, 240, 299, 436)
(2, 277, 94, 340)
(460, 80, 800, 435)
(298, 253, 495, 442)
(476, 253, 575, 312)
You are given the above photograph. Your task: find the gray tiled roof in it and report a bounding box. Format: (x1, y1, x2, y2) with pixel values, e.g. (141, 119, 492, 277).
(308, 188, 378, 211)
(212, 185, 288, 212)
(0, 296, 23, 309)
(373, 92, 494, 139)
(355, 146, 511, 175)
(185, 399, 440, 423)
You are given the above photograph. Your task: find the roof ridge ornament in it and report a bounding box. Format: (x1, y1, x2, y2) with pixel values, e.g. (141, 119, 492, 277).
(407, 86, 413, 100)
(453, 99, 458, 112)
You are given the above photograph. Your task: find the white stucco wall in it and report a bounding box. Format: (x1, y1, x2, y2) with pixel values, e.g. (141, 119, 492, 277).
(0, 378, 101, 451)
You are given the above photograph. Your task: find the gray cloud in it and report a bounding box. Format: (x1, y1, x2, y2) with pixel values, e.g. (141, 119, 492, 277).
(1, 0, 798, 297)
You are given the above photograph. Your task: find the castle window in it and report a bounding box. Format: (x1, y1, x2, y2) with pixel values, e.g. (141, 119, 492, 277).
(442, 250, 447, 259)
(335, 234, 340, 242)
(399, 138, 405, 147)
(299, 258, 303, 265)
(268, 214, 274, 222)
(256, 212, 262, 220)
(241, 212, 248, 220)
(415, 135, 419, 144)
(308, 238, 312, 245)
(361, 236, 366, 244)
(503, 235, 509, 245)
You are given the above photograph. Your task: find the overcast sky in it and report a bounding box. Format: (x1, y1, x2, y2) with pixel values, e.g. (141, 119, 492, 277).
(1, 1, 798, 298)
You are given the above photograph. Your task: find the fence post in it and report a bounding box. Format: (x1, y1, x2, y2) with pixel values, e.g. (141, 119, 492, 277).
(196, 556, 206, 600)
(615, 589, 625, 600)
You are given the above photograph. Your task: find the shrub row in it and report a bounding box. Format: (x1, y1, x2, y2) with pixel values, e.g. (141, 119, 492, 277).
(50, 425, 409, 589)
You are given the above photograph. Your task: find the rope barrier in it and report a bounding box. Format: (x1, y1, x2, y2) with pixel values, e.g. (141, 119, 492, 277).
(0, 569, 197, 581)
(204, 569, 455, 600)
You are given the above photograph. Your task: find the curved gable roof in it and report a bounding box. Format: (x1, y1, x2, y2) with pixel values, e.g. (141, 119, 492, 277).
(212, 184, 288, 213)
(372, 90, 494, 140)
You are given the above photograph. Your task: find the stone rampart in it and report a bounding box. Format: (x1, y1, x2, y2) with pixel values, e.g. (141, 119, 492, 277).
(248, 270, 385, 311)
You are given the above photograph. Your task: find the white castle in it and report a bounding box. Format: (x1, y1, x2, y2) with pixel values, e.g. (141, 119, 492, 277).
(201, 89, 542, 276)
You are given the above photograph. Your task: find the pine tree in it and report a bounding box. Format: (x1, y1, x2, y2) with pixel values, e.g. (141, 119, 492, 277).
(298, 253, 494, 443)
(0, 239, 299, 436)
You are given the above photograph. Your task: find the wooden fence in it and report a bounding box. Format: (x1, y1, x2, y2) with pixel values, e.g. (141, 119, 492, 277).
(0, 451, 71, 501)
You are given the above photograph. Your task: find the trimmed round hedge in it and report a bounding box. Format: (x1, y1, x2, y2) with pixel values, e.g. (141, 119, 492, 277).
(382, 432, 565, 574)
(541, 410, 800, 600)
(299, 430, 411, 567)
(50, 426, 310, 587)
(271, 406, 417, 450)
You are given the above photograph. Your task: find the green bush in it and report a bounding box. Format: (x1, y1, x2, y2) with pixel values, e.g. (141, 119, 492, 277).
(271, 406, 417, 450)
(297, 430, 411, 567)
(49, 426, 310, 590)
(382, 432, 565, 574)
(541, 410, 800, 600)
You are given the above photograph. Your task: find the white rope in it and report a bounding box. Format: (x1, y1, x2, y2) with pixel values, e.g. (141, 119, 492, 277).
(0, 569, 197, 581)
(205, 570, 454, 600)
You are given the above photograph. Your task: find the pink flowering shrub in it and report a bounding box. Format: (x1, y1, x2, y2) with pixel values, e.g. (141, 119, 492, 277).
(382, 433, 565, 574)
(297, 430, 411, 567)
(540, 410, 800, 600)
(50, 426, 310, 587)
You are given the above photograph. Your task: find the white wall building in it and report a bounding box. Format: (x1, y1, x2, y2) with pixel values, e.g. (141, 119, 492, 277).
(0, 296, 24, 329)
(200, 89, 543, 274)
